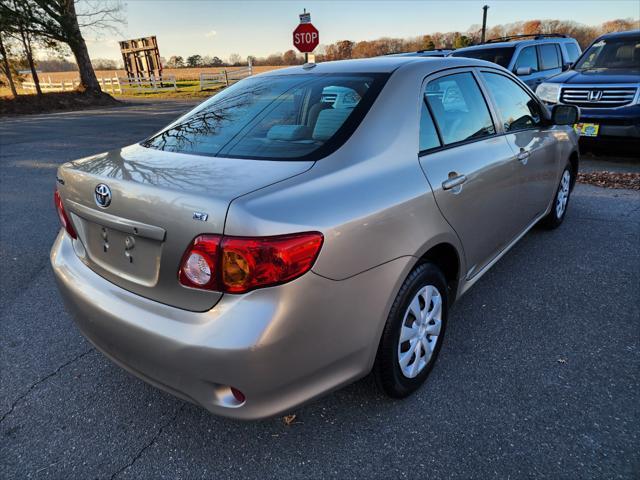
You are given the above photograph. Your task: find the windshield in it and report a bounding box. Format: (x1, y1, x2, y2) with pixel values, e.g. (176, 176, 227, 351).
(450, 46, 515, 68)
(142, 73, 387, 161)
(574, 35, 640, 70)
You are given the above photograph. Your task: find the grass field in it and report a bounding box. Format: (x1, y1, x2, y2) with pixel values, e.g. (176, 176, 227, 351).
(117, 80, 224, 99)
(1, 65, 288, 101)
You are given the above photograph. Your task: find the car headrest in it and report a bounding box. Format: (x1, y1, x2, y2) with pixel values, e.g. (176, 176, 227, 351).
(266, 124, 311, 141)
(615, 45, 634, 61)
(312, 108, 353, 141)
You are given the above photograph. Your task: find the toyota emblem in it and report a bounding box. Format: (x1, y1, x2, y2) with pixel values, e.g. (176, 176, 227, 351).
(94, 184, 112, 208)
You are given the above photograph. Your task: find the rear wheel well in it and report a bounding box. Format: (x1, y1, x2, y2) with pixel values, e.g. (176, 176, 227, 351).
(419, 243, 460, 302)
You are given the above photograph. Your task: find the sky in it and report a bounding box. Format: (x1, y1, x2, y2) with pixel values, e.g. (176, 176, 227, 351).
(81, 0, 640, 61)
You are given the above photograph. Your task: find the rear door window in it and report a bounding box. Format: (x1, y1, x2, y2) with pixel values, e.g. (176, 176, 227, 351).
(539, 44, 561, 70)
(481, 72, 542, 132)
(424, 72, 495, 145)
(514, 46, 538, 72)
(142, 73, 388, 161)
(565, 43, 581, 62)
(419, 102, 440, 152)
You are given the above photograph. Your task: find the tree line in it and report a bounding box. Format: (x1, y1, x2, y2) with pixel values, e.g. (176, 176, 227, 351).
(176, 18, 637, 67)
(306, 18, 639, 63)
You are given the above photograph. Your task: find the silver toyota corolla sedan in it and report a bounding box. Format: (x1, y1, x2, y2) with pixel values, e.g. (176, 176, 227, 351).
(51, 57, 580, 419)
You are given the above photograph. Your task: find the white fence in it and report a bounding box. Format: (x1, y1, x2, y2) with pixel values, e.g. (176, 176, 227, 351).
(200, 65, 253, 91)
(22, 75, 177, 94)
(22, 77, 79, 92)
(23, 67, 252, 94)
(97, 77, 122, 94)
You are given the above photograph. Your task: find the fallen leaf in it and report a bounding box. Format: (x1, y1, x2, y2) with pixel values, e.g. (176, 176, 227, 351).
(282, 414, 297, 426)
(557, 358, 567, 364)
(577, 172, 640, 190)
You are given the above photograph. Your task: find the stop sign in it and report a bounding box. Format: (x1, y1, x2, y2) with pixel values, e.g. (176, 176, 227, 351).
(293, 23, 319, 53)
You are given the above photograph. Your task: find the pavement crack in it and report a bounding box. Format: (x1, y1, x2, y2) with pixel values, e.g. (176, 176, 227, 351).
(110, 404, 185, 480)
(0, 348, 93, 424)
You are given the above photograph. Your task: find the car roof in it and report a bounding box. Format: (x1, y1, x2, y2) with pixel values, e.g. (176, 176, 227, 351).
(257, 56, 499, 76)
(597, 29, 640, 40)
(454, 37, 574, 53)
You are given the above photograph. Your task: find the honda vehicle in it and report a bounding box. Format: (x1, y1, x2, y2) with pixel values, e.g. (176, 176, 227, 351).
(450, 34, 582, 90)
(536, 29, 640, 147)
(52, 57, 579, 419)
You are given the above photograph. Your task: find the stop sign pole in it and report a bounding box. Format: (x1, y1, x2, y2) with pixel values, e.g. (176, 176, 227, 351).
(293, 9, 319, 62)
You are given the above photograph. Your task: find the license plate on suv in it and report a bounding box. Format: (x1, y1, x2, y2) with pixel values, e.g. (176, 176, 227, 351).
(574, 123, 600, 137)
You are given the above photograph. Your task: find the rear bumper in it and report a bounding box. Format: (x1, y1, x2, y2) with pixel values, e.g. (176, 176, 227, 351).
(51, 231, 409, 419)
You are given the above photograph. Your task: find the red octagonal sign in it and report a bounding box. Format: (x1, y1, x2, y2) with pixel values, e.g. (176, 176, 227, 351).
(293, 23, 319, 53)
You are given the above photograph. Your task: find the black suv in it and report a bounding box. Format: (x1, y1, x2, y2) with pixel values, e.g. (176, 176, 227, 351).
(536, 30, 640, 146)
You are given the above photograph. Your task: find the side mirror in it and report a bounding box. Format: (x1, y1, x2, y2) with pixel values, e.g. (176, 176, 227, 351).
(515, 66, 532, 76)
(551, 104, 580, 125)
(562, 62, 572, 71)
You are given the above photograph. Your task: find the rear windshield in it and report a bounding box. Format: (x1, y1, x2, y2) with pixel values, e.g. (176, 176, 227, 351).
(574, 36, 640, 70)
(450, 46, 515, 68)
(142, 73, 388, 161)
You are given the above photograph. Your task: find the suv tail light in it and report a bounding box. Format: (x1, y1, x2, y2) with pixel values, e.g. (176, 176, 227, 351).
(179, 232, 323, 294)
(54, 190, 77, 239)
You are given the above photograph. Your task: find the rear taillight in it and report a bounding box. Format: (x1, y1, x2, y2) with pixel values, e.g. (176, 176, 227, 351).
(178, 234, 221, 289)
(54, 190, 77, 239)
(179, 232, 323, 294)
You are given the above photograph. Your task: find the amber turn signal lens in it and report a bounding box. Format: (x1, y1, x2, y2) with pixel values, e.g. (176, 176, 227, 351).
(222, 250, 251, 286)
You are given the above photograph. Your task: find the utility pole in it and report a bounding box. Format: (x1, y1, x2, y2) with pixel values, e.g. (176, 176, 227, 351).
(481, 5, 489, 43)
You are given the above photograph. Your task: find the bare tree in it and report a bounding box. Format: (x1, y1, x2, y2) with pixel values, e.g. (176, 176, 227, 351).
(0, 15, 18, 97)
(282, 49, 298, 65)
(186, 54, 202, 67)
(0, 0, 124, 93)
(0, 34, 17, 96)
(12, 1, 42, 95)
(91, 57, 117, 70)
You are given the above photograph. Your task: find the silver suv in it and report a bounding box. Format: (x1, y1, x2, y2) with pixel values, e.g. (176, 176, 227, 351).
(51, 57, 580, 419)
(450, 34, 582, 90)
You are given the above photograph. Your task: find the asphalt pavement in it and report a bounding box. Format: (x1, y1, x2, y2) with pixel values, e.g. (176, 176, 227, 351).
(1, 101, 639, 479)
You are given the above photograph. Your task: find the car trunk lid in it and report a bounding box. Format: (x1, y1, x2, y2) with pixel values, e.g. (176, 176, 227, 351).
(57, 144, 313, 311)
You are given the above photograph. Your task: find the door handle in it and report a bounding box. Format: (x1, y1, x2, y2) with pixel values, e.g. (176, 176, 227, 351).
(442, 174, 467, 191)
(517, 150, 530, 164)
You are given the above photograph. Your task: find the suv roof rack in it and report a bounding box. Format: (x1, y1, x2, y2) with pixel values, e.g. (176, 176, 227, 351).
(485, 33, 568, 44)
(415, 48, 451, 53)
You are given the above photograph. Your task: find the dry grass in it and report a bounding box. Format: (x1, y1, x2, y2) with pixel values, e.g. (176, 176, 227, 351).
(0, 65, 289, 102)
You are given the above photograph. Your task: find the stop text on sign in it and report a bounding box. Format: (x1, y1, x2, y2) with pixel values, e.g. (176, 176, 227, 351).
(295, 31, 318, 44)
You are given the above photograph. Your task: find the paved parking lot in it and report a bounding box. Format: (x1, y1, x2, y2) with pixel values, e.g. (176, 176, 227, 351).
(1, 101, 638, 479)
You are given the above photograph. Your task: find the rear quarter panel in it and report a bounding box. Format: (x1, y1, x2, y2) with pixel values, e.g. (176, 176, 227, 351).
(224, 63, 464, 281)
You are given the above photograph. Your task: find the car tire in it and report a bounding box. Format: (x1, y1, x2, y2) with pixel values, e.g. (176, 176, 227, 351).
(373, 262, 448, 398)
(539, 165, 573, 230)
